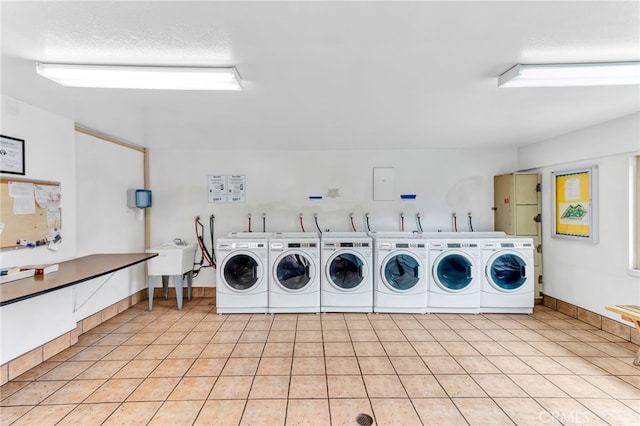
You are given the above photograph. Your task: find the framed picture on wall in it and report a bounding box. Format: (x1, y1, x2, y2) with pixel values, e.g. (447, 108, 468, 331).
(0, 135, 25, 175)
(551, 165, 598, 243)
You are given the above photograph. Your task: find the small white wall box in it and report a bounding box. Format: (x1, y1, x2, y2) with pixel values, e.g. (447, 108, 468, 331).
(373, 167, 395, 201)
(128, 189, 152, 209)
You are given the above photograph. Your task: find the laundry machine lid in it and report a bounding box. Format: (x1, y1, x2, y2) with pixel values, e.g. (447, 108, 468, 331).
(274, 251, 313, 291)
(327, 251, 367, 290)
(433, 252, 474, 291)
(486, 252, 528, 291)
(222, 253, 261, 291)
(382, 252, 421, 291)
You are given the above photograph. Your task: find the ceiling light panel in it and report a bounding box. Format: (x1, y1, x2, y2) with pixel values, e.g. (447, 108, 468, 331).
(36, 63, 242, 90)
(498, 62, 640, 88)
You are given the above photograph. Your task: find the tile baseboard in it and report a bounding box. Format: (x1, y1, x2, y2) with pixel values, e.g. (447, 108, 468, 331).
(0, 288, 148, 386)
(542, 294, 638, 344)
(151, 286, 216, 299)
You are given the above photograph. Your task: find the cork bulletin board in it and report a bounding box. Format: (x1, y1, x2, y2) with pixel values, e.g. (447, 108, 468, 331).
(0, 177, 62, 249)
(551, 166, 598, 243)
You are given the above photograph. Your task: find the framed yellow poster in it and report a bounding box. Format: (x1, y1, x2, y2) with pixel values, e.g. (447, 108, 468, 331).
(552, 166, 598, 242)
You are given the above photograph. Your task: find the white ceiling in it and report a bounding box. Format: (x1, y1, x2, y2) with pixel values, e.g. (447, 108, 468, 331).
(1, 1, 639, 150)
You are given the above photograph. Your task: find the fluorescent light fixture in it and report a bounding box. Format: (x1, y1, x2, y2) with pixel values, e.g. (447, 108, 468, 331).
(36, 63, 242, 90)
(498, 62, 640, 88)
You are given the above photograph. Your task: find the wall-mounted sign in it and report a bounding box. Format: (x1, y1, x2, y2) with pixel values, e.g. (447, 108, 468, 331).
(551, 166, 598, 243)
(0, 135, 25, 175)
(208, 175, 246, 203)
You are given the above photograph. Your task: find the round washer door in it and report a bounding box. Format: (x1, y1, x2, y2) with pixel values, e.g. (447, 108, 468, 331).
(221, 251, 263, 291)
(326, 250, 368, 291)
(486, 251, 528, 291)
(381, 251, 422, 292)
(273, 251, 314, 291)
(432, 251, 475, 292)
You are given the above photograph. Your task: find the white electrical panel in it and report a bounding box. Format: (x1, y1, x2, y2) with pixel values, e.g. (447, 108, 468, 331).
(373, 167, 394, 201)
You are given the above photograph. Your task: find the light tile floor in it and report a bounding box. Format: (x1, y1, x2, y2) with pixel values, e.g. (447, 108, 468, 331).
(1, 298, 639, 425)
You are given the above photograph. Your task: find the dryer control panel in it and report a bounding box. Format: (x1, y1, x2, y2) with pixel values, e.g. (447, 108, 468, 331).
(271, 242, 318, 250)
(482, 242, 533, 249)
(430, 242, 478, 249)
(218, 241, 266, 250)
(323, 242, 370, 248)
(378, 242, 426, 250)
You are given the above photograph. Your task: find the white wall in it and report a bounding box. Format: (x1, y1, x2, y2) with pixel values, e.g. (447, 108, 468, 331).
(0, 95, 77, 265)
(1, 96, 77, 364)
(150, 147, 518, 287)
(75, 132, 145, 255)
(74, 131, 146, 319)
(0, 97, 147, 363)
(518, 113, 640, 322)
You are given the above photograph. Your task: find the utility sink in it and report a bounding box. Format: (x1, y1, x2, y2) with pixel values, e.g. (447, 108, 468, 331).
(146, 243, 197, 276)
(146, 243, 197, 311)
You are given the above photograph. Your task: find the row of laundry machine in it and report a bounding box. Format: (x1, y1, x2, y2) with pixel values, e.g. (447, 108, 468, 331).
(215, 231, 535, 315)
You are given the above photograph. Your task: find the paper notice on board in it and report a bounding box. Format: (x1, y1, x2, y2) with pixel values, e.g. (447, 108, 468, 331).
(8, 181, 32, 197)
(208, 175, 246, 203)
(564, 178, 581, 201)
(208, 175, 227, 203)
(47, 208, 61, 227)
(34, 184, 62, 209)
(227, 175, 246, 203)
(8, 182, 35, 214)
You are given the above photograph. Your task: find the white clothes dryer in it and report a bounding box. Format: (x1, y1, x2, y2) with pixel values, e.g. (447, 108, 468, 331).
(480, 237, 535, 314)
(372, 232, 428, 313)
(268, 232, 320, 313)
(321, 232, 373, 313)
(427, 239, 482, 313)
(215, 233, 272, 314)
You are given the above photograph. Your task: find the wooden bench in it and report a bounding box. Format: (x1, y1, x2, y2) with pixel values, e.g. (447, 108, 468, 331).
(606, 305, 640, 366)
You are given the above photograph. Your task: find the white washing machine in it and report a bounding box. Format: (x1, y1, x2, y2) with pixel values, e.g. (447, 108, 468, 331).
(215, 233, 272, 314)
(321, 232, 373, 313)
(372, 232, 428, 313)
(268, 232, 320, 313)
(480, 237, 535, 314)
(427, 239, 482, 313)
